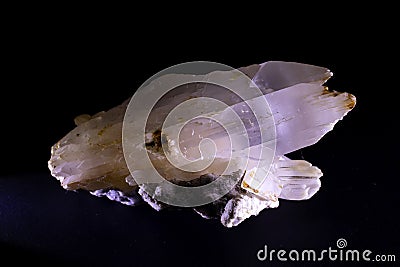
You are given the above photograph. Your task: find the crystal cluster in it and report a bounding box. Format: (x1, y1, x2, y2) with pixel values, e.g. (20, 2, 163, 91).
(48, 61, 356, 227)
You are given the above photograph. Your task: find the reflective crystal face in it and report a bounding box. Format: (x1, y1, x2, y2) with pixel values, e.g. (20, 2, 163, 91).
(48, 61, 356, 227)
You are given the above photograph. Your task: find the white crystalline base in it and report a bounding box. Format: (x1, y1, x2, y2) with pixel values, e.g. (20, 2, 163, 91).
(90, 189, 142, 206)
(48, 61, 355, 227)
(137, 173, 279, 227)
(221, 193, 278, 228)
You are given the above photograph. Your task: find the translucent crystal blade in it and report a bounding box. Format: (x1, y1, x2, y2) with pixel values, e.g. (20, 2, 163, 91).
(253, 61, 332, 91)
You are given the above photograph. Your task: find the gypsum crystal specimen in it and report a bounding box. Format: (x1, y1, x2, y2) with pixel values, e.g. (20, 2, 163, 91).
(48, 61, 356, 227)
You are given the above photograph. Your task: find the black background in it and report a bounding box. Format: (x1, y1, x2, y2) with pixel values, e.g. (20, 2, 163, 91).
(1, 7, 398, 267)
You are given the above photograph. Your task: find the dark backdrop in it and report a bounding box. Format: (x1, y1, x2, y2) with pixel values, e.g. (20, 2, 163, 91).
(1, 10, 398, 267)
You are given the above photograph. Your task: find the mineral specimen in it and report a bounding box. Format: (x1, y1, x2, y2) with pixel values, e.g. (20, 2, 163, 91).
(48, 61, 356, 227)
